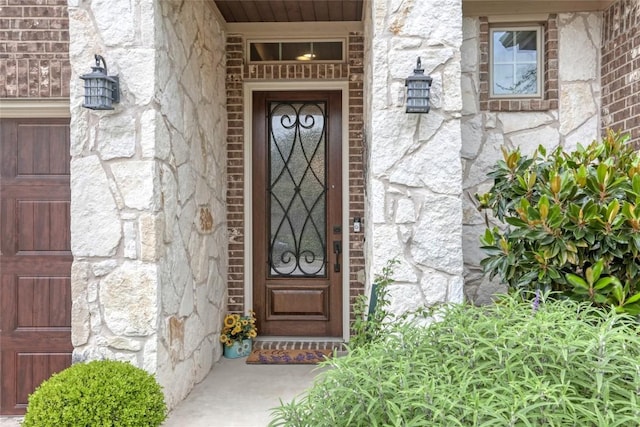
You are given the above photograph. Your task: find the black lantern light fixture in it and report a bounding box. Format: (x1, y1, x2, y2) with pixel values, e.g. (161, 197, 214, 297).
(80, 54, 119, 110)
(405, 57, 432, 113)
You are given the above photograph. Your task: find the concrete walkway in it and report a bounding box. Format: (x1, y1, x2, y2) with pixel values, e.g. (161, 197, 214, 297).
(163, 357, 321, 427)
(0, 357, 321, 427)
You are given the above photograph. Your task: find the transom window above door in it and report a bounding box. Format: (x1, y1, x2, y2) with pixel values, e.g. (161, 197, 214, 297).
(490, 26, 543, 98)
(248, 40, 344, 62)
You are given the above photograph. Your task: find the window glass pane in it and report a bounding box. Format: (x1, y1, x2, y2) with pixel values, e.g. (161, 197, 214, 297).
(250, 43, 279, 61)
(281, 42, 313, 61)
(313, 42, 343, 61)
(493, 64, 514, 95)
(493, 31, 514, 63)
(491, 28, 539, 96)
(514, 64, 538, 94)
(515, 31, 538, 62)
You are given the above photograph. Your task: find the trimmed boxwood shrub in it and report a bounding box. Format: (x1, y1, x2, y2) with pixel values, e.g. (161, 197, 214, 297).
(22, 360, 167, 427)
(270, 297, 640, 426)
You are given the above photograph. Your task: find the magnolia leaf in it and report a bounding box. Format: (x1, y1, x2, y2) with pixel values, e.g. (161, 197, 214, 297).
(612, 283, 624, 304)
(594, 276, 620, 290)
(591, 259, 604, 284)
(624, 292, 640, 305)
(566, 273, 588, 289)
(597, 163, 608, 185)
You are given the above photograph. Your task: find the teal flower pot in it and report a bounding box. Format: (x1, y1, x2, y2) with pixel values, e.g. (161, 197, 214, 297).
(223, 339, 252, 358)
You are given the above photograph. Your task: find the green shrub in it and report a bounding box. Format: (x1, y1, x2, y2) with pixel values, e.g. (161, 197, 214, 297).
(22, 360, 167, 427)
(477, 130, 640, 314)
(270, 297, 640, 426)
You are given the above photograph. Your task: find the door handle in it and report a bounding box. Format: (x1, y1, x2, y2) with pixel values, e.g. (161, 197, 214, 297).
(333, 240, 342, 272)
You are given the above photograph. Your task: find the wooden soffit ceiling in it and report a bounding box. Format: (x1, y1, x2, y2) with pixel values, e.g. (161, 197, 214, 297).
(213, 0, 364, 22)
(463, 0, 616, 16)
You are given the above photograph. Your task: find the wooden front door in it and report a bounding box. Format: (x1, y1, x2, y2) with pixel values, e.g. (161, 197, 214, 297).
(0, 118, 72, 415)
(253, 91, 343, 337)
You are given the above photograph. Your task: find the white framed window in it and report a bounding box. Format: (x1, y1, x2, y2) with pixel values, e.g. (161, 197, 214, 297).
(490, 26, 543, 98)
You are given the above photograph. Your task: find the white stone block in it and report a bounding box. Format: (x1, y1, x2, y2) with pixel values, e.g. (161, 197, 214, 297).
(389, 120, 462, 195)
(123, 220, 137, 259)
(498, 112, 556, 134)
(464, 132, 503, 188)
(90, 0, 135, 47)
(70, 156, 121, 257)
(418, 272, 449, 305)
(509, 126, 560, 156)
(395, 198, 416, 223)
(559, 81, 598, 135)
(92, 259, 118, 277)
(111, 160, 159, 211)
(559, 13, 599, 82)
(461, 114, 483, 159)
(100, 262, 158, 336)
(563, 115, 599, 152)
(97, 114, 136, 160)
(410, 194, 463, 275)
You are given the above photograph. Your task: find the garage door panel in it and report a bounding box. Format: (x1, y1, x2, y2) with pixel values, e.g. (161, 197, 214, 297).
(1, 352, 72, 413)
(0, 117, 71, 415)
(16, 124, 70, 177)
(17, 200, 71, 252)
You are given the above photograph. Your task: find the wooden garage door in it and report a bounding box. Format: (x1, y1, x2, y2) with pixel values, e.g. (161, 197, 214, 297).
(0, 118, 72, 415)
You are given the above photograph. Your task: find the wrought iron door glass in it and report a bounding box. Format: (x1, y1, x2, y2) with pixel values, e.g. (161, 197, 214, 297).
(268, 101, 327, 276)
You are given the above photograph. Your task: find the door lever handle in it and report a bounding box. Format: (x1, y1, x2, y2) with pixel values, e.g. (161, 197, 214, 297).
(333, 241, 342, 254)
(333, 240, 342, 272)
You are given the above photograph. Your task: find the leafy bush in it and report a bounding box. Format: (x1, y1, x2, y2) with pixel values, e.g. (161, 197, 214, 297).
(22, 360, 167, 427)
(477, 130, 640, 314)
(270, 297, 640, 426)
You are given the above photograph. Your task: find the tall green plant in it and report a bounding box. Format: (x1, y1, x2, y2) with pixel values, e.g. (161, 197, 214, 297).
(477, 130, 640, 314)
(350, 259, 398, 348)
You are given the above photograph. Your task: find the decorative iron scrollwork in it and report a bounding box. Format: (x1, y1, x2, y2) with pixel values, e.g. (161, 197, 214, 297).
(268, 101, 327, 277)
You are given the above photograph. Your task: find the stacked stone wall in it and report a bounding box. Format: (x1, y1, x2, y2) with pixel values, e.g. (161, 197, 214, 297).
(461, 13, 602, 303)
(363, 0, 465, 313)
(602, 0, 640, 143)
(0, 0, 70, 98)
(67, 0, 227, 410)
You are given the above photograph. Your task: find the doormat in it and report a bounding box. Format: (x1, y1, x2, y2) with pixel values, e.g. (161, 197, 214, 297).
(246, 348, 333, 365)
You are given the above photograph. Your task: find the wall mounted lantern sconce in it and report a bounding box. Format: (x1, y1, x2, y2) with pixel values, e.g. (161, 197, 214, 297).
(405, 57, 432, 113)
(80, 54, 120, 110)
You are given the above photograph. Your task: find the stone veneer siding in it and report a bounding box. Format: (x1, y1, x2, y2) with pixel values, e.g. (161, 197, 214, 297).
(363, 0, 465, 313)
(225, 34, 367, 328)
(461, 12, 602, 303)
(602, 0, 640, 143)
(68, 0, 227, 410)
(0, 0, 70, 98)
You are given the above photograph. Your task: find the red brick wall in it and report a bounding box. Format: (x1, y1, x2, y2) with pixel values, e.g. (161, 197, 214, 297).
(0, 0, 70, 98)
(602, 0, 640, 143)
(225, 34, 366, 329)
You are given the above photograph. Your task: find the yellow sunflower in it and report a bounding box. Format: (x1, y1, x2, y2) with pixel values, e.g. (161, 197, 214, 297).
(219, 334, 227, 343)
(248, 330, 257, 338)
(224, 315, 235, 327)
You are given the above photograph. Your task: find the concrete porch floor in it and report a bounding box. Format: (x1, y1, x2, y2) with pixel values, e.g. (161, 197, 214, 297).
(163, 357, 320, 427)
(0, 357, 320, 427)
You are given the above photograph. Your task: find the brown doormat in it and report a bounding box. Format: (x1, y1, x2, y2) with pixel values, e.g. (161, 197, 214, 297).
(246, 348, 333, 365)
